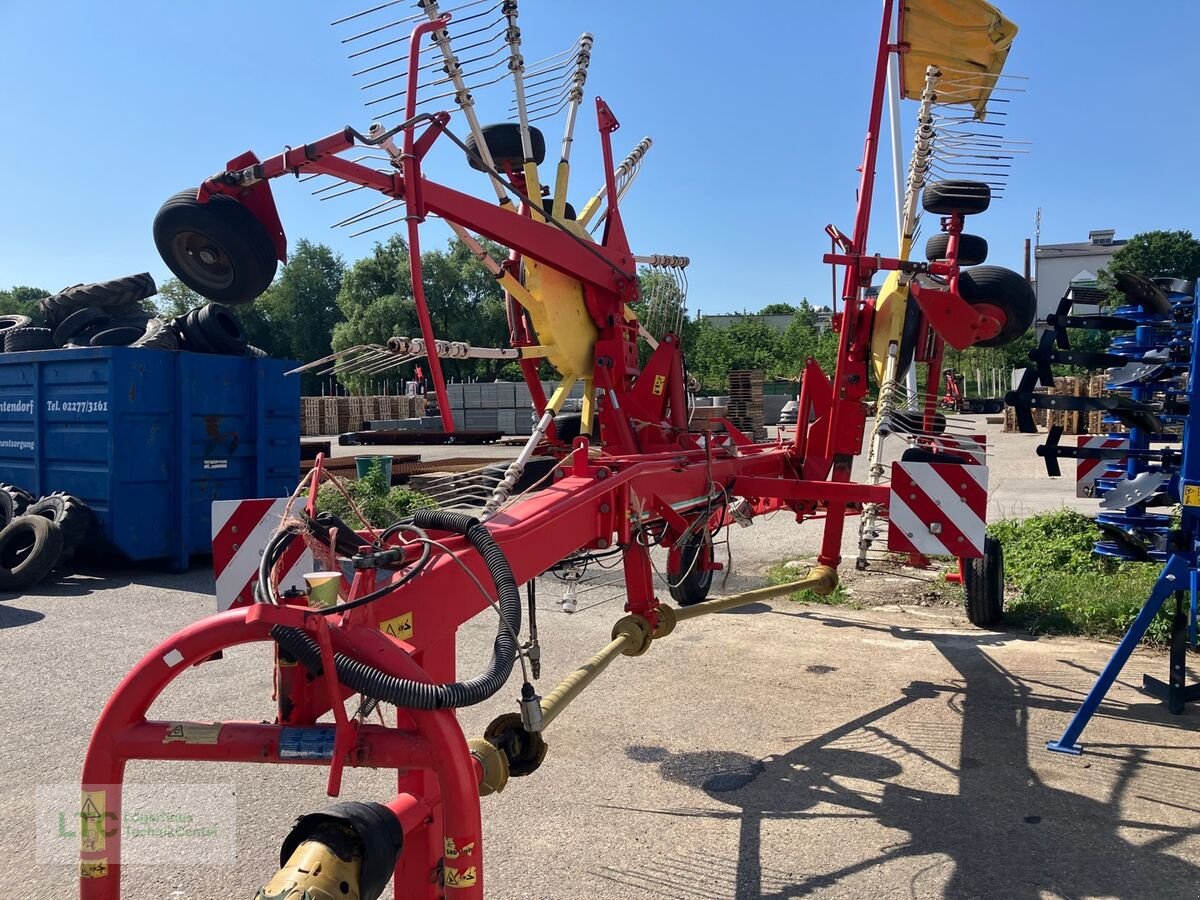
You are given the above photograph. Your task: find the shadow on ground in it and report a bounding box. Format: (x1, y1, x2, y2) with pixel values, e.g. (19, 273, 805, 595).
(598, 614, 1200, 898)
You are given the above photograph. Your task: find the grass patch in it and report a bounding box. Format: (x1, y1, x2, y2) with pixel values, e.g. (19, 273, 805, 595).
(766, 564, 855, 607)
(990, 509, 1171, 644)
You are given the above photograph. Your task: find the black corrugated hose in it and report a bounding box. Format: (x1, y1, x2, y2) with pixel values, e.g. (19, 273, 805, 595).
(271, 509, 522, 710)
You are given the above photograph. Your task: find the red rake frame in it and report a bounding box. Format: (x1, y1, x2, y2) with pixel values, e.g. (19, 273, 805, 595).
(80, 3, 994, 897)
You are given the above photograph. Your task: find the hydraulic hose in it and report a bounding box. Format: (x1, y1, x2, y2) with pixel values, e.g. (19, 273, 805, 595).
(272, 509, 522, 710)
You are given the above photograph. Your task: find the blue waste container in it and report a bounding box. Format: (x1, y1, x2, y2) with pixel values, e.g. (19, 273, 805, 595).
(0, 347, 299, 570)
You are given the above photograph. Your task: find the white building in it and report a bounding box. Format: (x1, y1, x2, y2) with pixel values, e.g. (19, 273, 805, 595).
(1034, 229, 1126, 320)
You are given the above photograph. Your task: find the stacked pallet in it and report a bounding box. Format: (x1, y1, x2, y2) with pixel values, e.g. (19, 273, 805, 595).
(728, 370, 767, 441)
(300, 395, 426, 435)
(688, 405, 728, 431)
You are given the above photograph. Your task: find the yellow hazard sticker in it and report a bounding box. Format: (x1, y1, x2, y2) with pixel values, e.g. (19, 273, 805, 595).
(80, 859, 109, 879)
(163, 722, 224, 745)
(1184, 484, 1200, 507)
(80, 791, 107, 853)
(652, 374, 666, 396)
(380, 612, 414, 641)
(445, 865, 478, 888)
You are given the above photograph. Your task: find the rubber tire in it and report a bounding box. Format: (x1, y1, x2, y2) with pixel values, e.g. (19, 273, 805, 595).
(0, 515, 64, 591)
(244, 344, 267, 358)
(53, 307, 108, 346)
(4, 327, 53, 352)
(195, 303, 248, 355)
(49, 274, 155, 311)
(0, 484, 33, 517)
(963, 536, 1004, 628)
(89, 325, 145, 347)
(153, 189, 278, 304)
(466, 123, 546, 172)
(900, 448, 964, 464)
(957, 266, 1037, 348)
(0, 314, 33, 338)
(922, 180, 991, 216)
(132, 317, 180, 350)
(171, 311, 214, 353)
(896, 297, 922, 376)
(669, 529, 714, 607)
(26, 492, 91, 553)
(0, 491, 12, 529)
(925, 233, 988, 267)
(552, 413, 584, 442)
(541, 198, 577, 221)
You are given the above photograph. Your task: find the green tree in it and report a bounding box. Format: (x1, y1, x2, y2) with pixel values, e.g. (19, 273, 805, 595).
(0, 285, 51, 321)
(154, 278, 203, 317)
(1103, 230, 1200, 284)
(332, 235, 510, 392)
(759, 302, 798, 315)
(255, 240, 347, 369)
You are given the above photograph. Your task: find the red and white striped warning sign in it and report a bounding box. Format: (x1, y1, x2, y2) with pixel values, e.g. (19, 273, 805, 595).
(887, 461, 988, 558)
(1076, 436, 1130, 498)
(211, 498, 313, 611)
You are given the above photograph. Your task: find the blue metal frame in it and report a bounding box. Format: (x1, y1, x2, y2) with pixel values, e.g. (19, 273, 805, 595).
(1047, 284, 1200, 755)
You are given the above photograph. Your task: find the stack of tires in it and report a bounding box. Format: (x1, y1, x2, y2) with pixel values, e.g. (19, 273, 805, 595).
(0, 484, 92, 591)
(0, 273, 266, 358)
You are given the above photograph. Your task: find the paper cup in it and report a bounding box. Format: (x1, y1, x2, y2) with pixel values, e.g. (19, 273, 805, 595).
(303, 572, 341, 609)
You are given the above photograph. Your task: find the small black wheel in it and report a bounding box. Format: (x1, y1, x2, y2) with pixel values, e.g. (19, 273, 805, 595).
(963, 536, 1004, 628)
(926, 233, 988, 267)
(900, 448, 963, 464)
(922, 180, 991, 216)
(465, 123, 546, 172)
(669, 528, 714, 607)
(26, 492, 92, 554)
(0, 515, 64, 591)
(552, 412, 585, 442)
(958, 266, 1037, 348)
(896, 297, 922, 375)
(153, 189, 278, 304)
(4, 327, 54, 352)
(540, 197, 577, 220)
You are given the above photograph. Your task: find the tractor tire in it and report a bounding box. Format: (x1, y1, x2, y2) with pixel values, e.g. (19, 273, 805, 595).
(552, 413, 584, 443)
(0, 484, 33, 518)
(0, 314, 33, 340)
(0, 491, 13, 529)
(0, 515, 64, 591)
(131, 317, 180, 350)
(958, 266, 1037, 348)
(244, 344, 268, 358)
(925, 233, 988, 267)
(50, 274, 155, 312)
(669, 528, 715, 607)
(4, 327, 54, 352)
(26, 492, 92, 553)
(53, 307, 108, 347)
(154, 189, 278, 304)
(963, 536, 1004, 628)
(466, 123, 546, 173)
(922, 180, 991, 216)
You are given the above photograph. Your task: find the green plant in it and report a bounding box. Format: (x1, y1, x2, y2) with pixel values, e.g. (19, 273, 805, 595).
(990, 509, 1171, 644)
(766, 563, 855, 607)
(310, 459, 436, 529)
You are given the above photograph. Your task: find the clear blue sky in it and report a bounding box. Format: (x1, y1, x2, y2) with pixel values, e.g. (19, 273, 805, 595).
(2, 1, 1198, 315)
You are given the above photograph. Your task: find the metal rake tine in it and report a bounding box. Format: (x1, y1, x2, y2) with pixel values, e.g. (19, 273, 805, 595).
(330, 348, 397, 376)
(331, 0, 414, 28)
(332, 197, 404, 229)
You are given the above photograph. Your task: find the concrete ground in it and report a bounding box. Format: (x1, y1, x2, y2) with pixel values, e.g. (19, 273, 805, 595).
(5, 419, 1198, 898)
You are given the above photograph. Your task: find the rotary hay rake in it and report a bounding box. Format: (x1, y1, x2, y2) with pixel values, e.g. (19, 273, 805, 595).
(80, 1, 1034, 896)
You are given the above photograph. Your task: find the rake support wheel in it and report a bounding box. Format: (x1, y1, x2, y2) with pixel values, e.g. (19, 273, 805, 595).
(958, 266, 1037, 348)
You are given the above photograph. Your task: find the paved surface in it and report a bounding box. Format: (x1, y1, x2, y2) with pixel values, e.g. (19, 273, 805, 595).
(7, 420, 1198, 898)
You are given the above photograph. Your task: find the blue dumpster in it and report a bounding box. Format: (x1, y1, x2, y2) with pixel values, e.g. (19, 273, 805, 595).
(0, 347, 300, 570)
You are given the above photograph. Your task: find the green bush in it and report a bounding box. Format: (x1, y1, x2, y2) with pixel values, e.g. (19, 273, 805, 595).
(310, 459, 436, 530)
(991, 509, 1171, 643)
